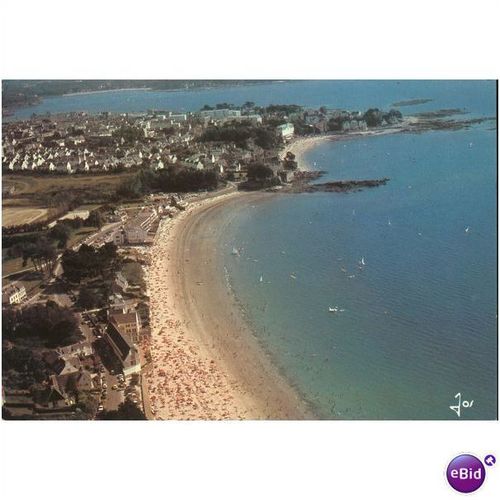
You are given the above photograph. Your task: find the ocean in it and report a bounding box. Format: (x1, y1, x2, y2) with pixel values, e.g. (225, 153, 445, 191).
(8, 80, 497, 419)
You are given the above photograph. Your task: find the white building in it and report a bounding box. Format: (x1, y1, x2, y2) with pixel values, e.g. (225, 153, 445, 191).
(2, 284, 27, 305)
(276, 123, 295, 141)
(199, 108, 241, 120)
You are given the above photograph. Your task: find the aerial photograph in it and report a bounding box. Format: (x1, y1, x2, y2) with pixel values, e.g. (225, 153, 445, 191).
(1, 79, 497, 420)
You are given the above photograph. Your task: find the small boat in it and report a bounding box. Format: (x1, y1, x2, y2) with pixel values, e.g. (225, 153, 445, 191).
(465, 226, 470, 233)
(388, 218, 392, 226)
(259, 275, 263, 283)
(329, 306, 345, 313)
(231, 247, 240, 256)
(340, 267, 347, 273)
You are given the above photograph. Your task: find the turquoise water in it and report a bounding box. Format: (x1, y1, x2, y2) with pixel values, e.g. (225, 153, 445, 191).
(8, 80, 497, 419)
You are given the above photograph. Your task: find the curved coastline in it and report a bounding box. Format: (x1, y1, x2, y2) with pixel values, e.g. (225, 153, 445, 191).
(143, 129, 411, 420)
(143, 190, 314, 419)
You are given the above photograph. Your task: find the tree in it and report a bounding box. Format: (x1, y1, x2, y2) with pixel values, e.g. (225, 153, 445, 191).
(77, 287, 99, 310)
(86, 210, 104, 230)
(363, 108, 384, 127)
(49, 222, 72, 248)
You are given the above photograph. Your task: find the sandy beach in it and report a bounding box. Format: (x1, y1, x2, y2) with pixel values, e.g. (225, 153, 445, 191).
(142, 190, 312, 420)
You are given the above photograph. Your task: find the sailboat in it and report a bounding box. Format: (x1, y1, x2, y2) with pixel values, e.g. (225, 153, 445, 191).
(388, 218, 392, 226)
(465, 226, 470, 233)
(259, 275, 263, 283)
(359, 257, 366, 266)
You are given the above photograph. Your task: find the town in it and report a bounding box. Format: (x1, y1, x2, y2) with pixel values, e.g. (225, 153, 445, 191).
(2, 102, 404, 419)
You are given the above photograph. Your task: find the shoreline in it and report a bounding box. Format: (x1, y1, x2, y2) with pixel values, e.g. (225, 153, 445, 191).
(142, 190, 313, 419)
(281, 120, 418, 171)
(141, 124, 414, 420)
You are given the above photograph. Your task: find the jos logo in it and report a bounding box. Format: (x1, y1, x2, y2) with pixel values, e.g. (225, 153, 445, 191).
(446, 453, 495, 493)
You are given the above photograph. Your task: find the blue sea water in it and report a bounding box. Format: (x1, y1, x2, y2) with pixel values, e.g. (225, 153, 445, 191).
(8, 80, 495, 121)
(8, 80, 497, 419)
(222, 126, 497, 419)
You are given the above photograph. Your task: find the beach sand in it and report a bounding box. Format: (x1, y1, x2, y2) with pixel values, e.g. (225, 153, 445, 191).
(142, 191, 312, 420)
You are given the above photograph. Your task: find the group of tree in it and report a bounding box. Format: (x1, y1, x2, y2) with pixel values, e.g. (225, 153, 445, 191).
(363, 108, 403, 127)
(201, 102, 239, 111)
(116, 166, 218, 199)
(112, 125, 144, 145)
(199, 124, 278, 150)
(3, 300, 80, 347)
(61, 242, 119, 283)
(77, 285, 107, 310)
(239, 162, 280, 190)
(246, 162, 274, 181)
(265, 104, 303, 115)
(2, 346, 52, 389)
(18, 236, 57, 273)
(98, 400, 147, 420)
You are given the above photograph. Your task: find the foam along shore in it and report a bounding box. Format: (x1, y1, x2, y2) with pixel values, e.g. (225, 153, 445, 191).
(142, 190, 311, 420)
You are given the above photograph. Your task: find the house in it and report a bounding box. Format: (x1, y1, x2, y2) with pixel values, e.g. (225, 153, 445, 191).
(57, 368, 95, 394)
(56, 341, 93, 358)
(112, 228, 126, 246)
(2, 284, 27, 305)
(113, 272, 130, 293)
(38, 375, 75, 409)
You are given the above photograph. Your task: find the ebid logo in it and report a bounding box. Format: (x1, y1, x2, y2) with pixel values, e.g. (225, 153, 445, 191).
(446, 454, 495, 493)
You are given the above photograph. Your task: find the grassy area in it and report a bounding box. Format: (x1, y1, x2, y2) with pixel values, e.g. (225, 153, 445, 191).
(2, 206, 49, 227)
(2, 256, 27, 277)
(3, 172, 134, 195)
(2, 226, 98, 278)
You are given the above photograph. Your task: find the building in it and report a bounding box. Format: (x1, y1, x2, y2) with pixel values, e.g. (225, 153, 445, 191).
(199, 108, 241, 120)
(276, 123, 295, 141)
(122, 208, 158, 244)
(2, 284, 27, 305)
(109, 310, 141, 342)
(124, 225, 149, 245)
(105, 320, 141, 376)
